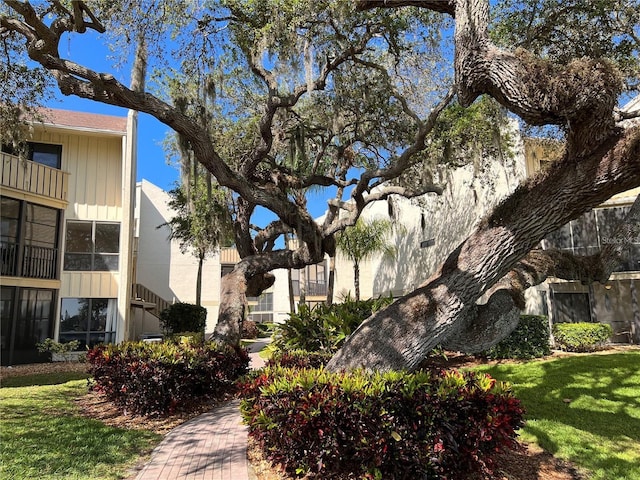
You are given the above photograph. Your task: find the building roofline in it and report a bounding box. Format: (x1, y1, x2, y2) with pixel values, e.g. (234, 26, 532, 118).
(29, 107, 128, 136)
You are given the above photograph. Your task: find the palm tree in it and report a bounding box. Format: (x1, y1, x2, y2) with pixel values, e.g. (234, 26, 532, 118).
(335, 218, 396, 301)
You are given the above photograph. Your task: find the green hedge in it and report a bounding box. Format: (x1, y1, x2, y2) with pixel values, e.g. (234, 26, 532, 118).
(483, 315, 551, 359)
(240, 367, 524, 479)
(159, 302, 207, 335)
(553, 322, 613, 352)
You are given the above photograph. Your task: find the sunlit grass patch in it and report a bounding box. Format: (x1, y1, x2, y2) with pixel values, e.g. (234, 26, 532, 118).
(473, 351, 640, 480)
(0, 377, 161, 480)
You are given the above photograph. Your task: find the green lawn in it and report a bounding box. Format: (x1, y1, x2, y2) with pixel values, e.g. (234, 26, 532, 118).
(473, 351, 640, 480)
(0, 373, 161, 480)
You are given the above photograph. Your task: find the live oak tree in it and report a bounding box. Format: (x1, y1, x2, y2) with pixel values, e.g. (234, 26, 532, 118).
(2, 0, 639, 369)
(326, 0, 640, 371)
(1, 0, 452, 344)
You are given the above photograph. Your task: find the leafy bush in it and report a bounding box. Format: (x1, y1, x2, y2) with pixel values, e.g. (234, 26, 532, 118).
(256, 322, 274, 337)
(36, 338, 81, 362)
(553, 322, 613, 352)
(159, 302, 207, 335)
(241, 367, 524, 479)
(87, 341, 249, 416)
(483, 315, 551, 359)
(273, 294, 394, 353)
(266, 350, 333, 369)
(241, 320, 259, 339)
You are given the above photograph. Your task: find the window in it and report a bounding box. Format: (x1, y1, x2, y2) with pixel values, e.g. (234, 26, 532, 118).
(1, 286, 55, 365)
(247, 292, 273, 323)
(64, 221, 120, 271)
(221, 264, 234, 277)
(544, 205, 638, 272)
(59, 298, 117, 349)
(1, 197, 60, 279)
(291, 261, 328, 296)
(29, 142, 62, 169)
(1, 142, 62, 169)
(553, 293, 592, 324)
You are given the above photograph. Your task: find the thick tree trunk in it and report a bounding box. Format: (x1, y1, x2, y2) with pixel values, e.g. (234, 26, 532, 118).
(213, 269, 247, 345)
(327, 128, 640, 372)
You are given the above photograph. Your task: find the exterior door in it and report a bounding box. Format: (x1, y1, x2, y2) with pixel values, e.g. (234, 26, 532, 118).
(0, 287, 55, 365)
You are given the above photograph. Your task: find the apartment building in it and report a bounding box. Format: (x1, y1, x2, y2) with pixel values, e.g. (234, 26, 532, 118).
(1, 108, 136, 365)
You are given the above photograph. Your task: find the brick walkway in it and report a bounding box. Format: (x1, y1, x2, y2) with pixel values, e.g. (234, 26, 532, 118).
(134, 339, 270, 480)
(135, 400, 249, 480)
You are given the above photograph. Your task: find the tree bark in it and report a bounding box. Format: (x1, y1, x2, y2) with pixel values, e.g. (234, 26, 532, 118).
(215, 269, 247, 345)
(327, 127, 640, 372)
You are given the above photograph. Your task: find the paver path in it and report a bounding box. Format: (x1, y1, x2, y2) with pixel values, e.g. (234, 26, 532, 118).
(134, 339, 269, 480)
(135, 400, 249, 480)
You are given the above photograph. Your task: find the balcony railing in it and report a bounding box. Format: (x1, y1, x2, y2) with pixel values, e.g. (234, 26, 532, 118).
(1, 241, 59, 279)
(132, 283, 172, 316)
(1, 153, 69, 202)
(292, 279, 328, 297)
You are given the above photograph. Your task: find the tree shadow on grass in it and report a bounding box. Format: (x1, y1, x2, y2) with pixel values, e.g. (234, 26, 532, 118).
(479, 351, 640, 479)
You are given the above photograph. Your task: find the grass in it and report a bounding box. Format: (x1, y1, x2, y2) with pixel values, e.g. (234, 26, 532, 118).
(0, 372, 161, 480)
(473, 351, 640, 480)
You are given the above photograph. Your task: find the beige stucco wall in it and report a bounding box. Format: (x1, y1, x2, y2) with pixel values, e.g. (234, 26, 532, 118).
(329, 139, 527, 300)
(134, 180, 222, 333)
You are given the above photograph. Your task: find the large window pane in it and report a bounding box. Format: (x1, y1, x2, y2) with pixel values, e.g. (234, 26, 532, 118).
(63, 253, 92, 270)
(1, 287, 14, 352)
(91, 299, 109, 331)
(1, 197, 20, 243)
(597, 206, 631, 246)
(94, 254, 119, 271)
(66, 222, 92, 253)
(95, 223, 120, 253)
(571, 211, 598, 250)
(544, 223, 572, 250)
(59, 298, 116, 349)
(24, 204, 58, 248)
(60, 298, 89, 332)
(64, 221, 120, 271)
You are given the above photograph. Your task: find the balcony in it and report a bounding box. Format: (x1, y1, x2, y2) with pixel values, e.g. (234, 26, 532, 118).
(1, 241, 59, 280)
(1, 153, 69, 203)
(292, 279, 328, 297)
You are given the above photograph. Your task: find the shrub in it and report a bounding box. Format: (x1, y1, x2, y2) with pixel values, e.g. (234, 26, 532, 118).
(241, 320, 259, 339)
(273, 294, 394, 353)
(256, 322, 274, 337)
(36, 338, 81, 362)
(483, 315, 551, 359)
(241, 367, 524, 479)
(553, 322, 613, 352)
(266, 349, 333, 369)
(159, 302, 207, 335)
(86, 341, 249, 416)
